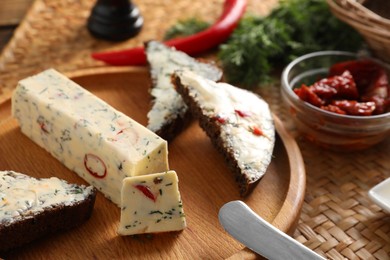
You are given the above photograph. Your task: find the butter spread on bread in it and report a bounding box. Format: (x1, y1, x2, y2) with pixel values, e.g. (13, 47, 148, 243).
(0, 170, 96, 254)
(172, 70, 275, 196)
(145, 41, 222, 140)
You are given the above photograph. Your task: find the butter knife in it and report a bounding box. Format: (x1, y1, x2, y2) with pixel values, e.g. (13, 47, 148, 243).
(219, 200, 326, 260)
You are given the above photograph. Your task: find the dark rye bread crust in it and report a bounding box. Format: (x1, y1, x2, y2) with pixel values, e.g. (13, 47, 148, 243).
(154, 109, 193, 142)
(0, 188, 96, 256)
(172, 75, 257, 196)
(145, 47, 192, 141)
(145, 48, 191, 141)
(144, 41, 222, 141)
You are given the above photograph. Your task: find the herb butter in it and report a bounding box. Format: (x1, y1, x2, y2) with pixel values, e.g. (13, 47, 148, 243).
(118, 170, 186, 235)
(146, 41, 222, 138)
(12, 69, 169, 206)
(174, 70, 275, 195)
(0, 170, 94, 225)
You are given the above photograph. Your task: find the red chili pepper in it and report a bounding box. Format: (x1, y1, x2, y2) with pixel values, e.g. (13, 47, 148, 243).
(91, 0, 247, 66)
(39, 122, 50, 134)
(37, 117, 50, 134)
(84, 153, 107, 179)
(135, 185, 156, 202)
(213, 114, 227, 124)
(251, 126, 263, 136)
(234, 109, 251, 117)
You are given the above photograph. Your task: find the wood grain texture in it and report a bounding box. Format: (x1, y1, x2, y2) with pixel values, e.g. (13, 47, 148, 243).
(0, 67, 305, 259)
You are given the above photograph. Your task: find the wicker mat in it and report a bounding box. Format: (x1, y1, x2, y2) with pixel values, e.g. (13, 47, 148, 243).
(261, 85, 390, 260)
(0, 0, 389, 259)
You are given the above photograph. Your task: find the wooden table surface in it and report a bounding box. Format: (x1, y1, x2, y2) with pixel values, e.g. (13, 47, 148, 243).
(1, 1, 389, 259)
(0, 1, 304, 258)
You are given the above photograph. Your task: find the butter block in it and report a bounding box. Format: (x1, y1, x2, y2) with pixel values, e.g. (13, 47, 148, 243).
(11, 69, 169, 206)
(118, 170, 186, 235)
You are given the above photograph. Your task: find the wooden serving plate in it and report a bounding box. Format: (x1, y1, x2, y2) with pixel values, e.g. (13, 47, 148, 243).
(0, 67, 305, 259)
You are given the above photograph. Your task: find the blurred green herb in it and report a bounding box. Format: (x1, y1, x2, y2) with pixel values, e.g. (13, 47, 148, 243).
(164, 18, 210, 40)
(218, 0, 363, 87)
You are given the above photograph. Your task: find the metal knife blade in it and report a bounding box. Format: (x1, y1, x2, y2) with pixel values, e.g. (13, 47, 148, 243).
(219, 200, 325, 260)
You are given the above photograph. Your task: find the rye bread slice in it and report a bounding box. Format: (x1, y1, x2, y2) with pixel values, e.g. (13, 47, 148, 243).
(145, 41, 222, 141)
(0, 170, 96, 255)
(172, 70, 275, 196)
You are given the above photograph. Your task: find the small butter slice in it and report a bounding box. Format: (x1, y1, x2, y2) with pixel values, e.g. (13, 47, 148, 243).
(118, 170, 186, 235)
(11, 69, 169, 206)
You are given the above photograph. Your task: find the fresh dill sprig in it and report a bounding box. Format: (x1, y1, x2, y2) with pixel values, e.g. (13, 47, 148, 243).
(218, 0, 363, 88)
(163, 0, 363, 88)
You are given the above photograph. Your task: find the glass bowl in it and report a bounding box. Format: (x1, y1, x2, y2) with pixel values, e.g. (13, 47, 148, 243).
(281, 51, 390, 151)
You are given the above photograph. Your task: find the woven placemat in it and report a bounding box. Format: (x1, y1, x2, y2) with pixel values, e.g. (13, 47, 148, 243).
(0, 0, 389, 259)
(259, 84, 390, 260)
(0, 0, 276, 104)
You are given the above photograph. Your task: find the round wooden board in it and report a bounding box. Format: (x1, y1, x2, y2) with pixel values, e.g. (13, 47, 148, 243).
(0, 67, 305, 259)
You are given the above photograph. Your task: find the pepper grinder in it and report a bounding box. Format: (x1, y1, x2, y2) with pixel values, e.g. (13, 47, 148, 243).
(87, 0, 143, 41)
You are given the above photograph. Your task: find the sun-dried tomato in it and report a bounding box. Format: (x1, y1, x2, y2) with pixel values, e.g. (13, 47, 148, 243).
(310, 71, 358, 100)
(329, 59, 383, 91)
(294, 84, 324, 107)
(331, 100, 376, 116)
(328, 59, 390, 114)
(295, 59, 390, 116)
(320, 104, 347, 115)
